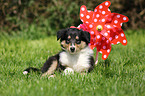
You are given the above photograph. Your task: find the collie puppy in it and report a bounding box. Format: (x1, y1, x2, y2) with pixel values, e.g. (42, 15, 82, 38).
(23, 28, 95, 77)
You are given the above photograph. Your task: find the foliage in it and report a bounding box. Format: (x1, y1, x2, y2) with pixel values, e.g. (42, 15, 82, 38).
(0, 0, 145, 35)
(0, 29, 145, 96)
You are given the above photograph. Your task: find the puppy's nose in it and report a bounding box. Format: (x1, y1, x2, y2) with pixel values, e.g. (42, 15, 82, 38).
(70, 47, 75, 52)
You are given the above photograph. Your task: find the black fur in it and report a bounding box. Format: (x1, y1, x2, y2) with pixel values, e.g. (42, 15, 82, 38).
(41, 54, 59, 73)
(41, 53, 66, 73)
(57, 28, 68, 41)
(88, 56, 95, 72)
(80, 30, 90, 44)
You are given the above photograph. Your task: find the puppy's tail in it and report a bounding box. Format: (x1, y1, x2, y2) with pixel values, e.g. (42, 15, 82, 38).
(23, 67, 40, 75)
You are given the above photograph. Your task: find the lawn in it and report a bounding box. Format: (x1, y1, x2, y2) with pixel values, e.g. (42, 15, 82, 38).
(0, 29, 145, 96)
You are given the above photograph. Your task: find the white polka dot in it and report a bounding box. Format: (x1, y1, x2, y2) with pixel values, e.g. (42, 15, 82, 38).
(96, 14, 100, 18)
(121, 33, 124, 37)
(108, 8, 111, 11)
(104, 32, 108, 36)
(105, 2, 109, 6)
(111, 43, 114, 45)
(80, 14, 84, 17)
(81, 19, 84, 22)
(120, 23, 123, 26)
(107, 25, 111, 28)
(81, 7, 85, 11)
(90, 31, 94, 34)
(114, 20, 118, 24)
(103, 46, 106, 49)
(86, 21, 89, 23)
(107, 30, 110, 33)
(99, 5, 103, 9)
(115, 35, 118, 39)
(94, 9, 97, 12)
(107, 49, 110, 53)
(100, 51, 102, 53)
(97, 35, 100, 39)
(102, 19, 105, 22)
(117, 15, 120, 18)
(117, 42, 120, 44)
(123, 40, 127, 43)
(89, 24, 93, 28)
(123, 17, 127, 21)
(106, 40, 109, 43)
(109, 37, 112, 41)
(94, 19, 97, 22)
(88, 10, 91, 12)
(102, 11, 106, 15)
(86, 15, 90, 19)
(104, 55, 107, 58)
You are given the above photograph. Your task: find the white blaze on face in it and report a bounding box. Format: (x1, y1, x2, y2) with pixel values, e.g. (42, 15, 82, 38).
(69, 43, 76, 53)
(71, 43, 75, 47)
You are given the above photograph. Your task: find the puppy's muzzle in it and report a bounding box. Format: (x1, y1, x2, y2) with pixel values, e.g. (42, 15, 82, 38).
(70, 47, 75, 52)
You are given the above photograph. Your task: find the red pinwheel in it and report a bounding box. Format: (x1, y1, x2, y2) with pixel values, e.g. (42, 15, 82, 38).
(77, 1, 129, 60)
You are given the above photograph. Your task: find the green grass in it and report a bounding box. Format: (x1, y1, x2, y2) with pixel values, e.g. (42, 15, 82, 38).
(0, 29, 145, 96)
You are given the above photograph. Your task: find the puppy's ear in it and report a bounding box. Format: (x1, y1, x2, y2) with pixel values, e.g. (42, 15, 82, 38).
(81, 30, 90, 44)
(57, 28, 67, 41)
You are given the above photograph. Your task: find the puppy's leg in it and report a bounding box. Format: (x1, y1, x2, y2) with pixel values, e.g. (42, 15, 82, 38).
(95, 51, 99, 65)
(41, 60, 58, 77)
(41, 54, 59, 77)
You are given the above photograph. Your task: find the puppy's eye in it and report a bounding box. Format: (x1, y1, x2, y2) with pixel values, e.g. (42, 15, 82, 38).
(76, 40, 81, 44)
(66, 40, 70, 44)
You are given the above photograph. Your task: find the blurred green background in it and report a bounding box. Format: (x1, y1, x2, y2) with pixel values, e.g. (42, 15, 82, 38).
(0, 0, 145, 38)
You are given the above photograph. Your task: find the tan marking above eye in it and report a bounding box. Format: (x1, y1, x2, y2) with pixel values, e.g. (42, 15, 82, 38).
(68, 36, 71, 39)
(76, 36, 79, 40)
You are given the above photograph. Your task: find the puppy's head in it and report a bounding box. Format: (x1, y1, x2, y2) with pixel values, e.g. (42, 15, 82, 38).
(57, 28, 90, 54)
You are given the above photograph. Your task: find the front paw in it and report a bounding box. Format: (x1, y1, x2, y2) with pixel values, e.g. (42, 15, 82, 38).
(48, 75, 56, 79)
(63, 67, 74, 75)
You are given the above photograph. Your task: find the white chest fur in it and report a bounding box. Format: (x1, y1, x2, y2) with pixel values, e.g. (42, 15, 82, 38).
(59, 46, 94, 72)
